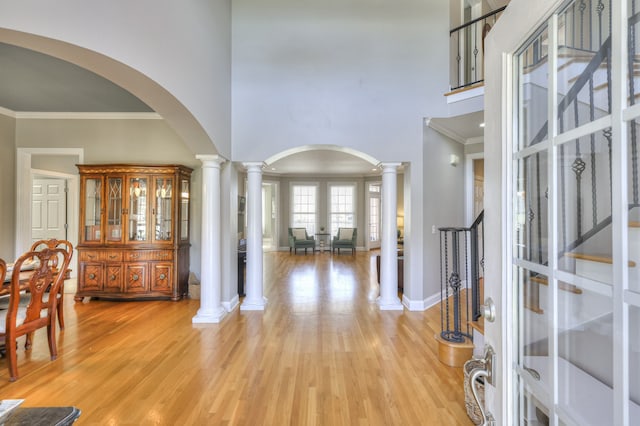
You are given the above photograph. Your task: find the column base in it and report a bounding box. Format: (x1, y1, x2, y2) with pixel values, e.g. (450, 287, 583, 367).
(192, 306, 227, 324)
(240, 297, 268, 311)
(377, 296, 404, 311)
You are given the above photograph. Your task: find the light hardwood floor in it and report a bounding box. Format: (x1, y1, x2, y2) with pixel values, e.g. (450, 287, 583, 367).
(0, 251, 474, 425)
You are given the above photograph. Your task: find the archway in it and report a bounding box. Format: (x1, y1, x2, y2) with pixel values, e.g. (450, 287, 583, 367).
(0, 29, 218, 156)
(238, 144, 405, 311)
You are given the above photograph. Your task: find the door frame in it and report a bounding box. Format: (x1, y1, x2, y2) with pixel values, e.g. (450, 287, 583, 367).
(365, 180, 382, 250)
(262, 180, 279, 252)
(31, 174, 70, 242)
(16, 148, 83, 263)
(465, 152, 484, 225)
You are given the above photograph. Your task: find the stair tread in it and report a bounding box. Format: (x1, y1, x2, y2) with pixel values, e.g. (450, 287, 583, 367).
(565, 252, 636, 267)
(468, 318, 484, 334)
(529, 276, 583, 294)
(525, 303, 544, 314)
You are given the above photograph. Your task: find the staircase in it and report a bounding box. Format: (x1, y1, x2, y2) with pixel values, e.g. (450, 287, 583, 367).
(444, 0, 640, 365)
(436, 212, 484, 366)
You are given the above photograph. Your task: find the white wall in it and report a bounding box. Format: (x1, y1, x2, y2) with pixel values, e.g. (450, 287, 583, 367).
(32, 154, 80, 175)
(16, 119, 200, 167)
(422, 126, 466, 300)
(0, 0, 231, 157)
(0, 115, 16, 260)
(232, 0, 449, 162)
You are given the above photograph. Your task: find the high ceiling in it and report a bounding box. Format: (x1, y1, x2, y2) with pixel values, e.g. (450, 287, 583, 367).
(0, 42, 151, 113)
(1, 42, 483, 175)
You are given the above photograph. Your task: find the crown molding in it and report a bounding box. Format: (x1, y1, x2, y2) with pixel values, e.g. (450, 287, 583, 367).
(426, 119, 466, 144)
(0, 107, 160, 120)
(0, 106, 16, 118)
(465, 136, 484, 145)
(14, 111, 162, 120)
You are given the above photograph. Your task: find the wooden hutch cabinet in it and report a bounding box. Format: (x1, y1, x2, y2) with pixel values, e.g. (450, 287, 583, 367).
(76, 164, 192, 301)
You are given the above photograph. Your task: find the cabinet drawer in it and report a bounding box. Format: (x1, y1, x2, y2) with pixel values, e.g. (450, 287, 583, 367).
(102, 251, 123, 262)
(124, 251, 149, 262)
(152, 250, 173, 261)
(124, 250, 173, 262)
(80, 251, 101, 262)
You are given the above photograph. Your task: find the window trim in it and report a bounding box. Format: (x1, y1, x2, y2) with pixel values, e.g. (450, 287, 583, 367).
(327, 182, 357, 237)
(289, 182, 319, 234)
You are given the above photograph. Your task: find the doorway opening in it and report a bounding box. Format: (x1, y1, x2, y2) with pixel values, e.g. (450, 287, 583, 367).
(262, 181, 279, 251)
(366, 182, 382, 250)
(16, 148, 82, 279)
(32, 174, 69, 244)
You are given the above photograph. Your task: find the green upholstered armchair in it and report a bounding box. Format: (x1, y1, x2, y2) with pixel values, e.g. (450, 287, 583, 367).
(288, 227, 316, 254)
(332, 228, 357, 254)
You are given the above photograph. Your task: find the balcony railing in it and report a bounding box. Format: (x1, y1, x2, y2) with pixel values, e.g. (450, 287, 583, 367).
(449, 6, 506, 91)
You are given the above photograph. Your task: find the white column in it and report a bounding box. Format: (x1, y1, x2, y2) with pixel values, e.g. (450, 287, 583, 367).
(379, 162, 403, 310)
(241, 162, 267, 310)
(193, 155, 227, 323)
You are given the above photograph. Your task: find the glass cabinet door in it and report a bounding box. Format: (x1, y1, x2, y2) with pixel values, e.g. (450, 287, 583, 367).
(180, 178, 190, 241)
(83, 177, 103, 243)
(106, 177, 123, 242)
(128, 177, 148, 242)
(154, 177, 173, 242)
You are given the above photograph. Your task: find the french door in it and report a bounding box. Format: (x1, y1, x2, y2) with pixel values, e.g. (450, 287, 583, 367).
(505, 0, 637, 424)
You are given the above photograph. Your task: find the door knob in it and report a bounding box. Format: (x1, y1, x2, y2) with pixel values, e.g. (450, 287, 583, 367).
(481, 297, 496, 323)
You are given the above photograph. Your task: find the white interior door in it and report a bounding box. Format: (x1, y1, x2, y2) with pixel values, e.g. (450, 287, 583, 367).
(32, 178, 67, 243)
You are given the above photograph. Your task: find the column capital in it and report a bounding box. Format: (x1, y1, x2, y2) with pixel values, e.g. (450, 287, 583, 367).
(196, 154, 226, 168)
(378, 162, 403, 171)
(243, 162, 265, 172)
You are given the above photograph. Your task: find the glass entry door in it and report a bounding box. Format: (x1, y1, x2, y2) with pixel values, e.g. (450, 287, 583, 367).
(509, 1, 637, 424)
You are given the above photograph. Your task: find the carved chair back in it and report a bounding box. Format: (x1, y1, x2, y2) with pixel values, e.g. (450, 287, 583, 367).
(1, 248, 70, 381)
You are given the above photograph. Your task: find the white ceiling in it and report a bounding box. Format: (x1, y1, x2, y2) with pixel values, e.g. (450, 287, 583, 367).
(265, 150, 379, 176)
(427, 110, 484, 144)
(0, 43, 152, 113)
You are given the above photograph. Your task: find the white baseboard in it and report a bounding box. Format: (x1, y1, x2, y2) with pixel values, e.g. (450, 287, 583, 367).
(278, 246, 366, 253)
(402, 292, 441, 311)
(223, 295, 240, 312)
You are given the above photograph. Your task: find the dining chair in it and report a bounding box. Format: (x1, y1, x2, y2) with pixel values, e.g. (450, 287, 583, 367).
(0, 247, 70, 381)
(29, 239, 74, 330)
(0, 259, 5, 290)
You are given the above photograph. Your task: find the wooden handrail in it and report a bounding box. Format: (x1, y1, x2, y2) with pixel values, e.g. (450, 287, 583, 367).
(449, 6, 507, 35)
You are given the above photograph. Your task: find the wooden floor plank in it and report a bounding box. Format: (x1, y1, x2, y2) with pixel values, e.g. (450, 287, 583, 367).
(0, 251, 474, 425)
